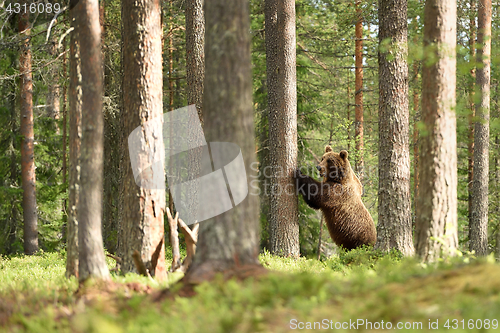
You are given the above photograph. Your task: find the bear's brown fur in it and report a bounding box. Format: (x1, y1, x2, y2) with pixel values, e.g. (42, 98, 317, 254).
(294, 146, 376, 250)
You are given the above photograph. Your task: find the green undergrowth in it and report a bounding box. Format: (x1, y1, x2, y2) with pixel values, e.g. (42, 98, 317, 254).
(1, 249, 500, 332)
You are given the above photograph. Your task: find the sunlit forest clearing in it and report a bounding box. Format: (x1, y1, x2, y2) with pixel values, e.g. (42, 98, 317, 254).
(2, 251, 500, 332)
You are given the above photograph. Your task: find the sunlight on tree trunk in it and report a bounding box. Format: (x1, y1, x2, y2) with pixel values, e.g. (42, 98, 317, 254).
(376, 0, 414, 256)
(76, 0, 110, 282)
(118, 0, 167, 281)
(467, 0, 476, 245)
(19, 2, 38, 255)
(355, 1, 364, 179)
(415, 0, 458, 262)
(470, 0, 491, 256)
(266, 0, 300, 258)
(66, 7, 81, 278)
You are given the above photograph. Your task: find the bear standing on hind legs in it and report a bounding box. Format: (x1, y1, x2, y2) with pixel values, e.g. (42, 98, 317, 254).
(294, 146, 376, 250)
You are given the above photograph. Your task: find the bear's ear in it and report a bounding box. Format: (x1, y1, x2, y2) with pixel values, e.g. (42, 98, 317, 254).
(340, 150, 348, 160)
(325, 145, 333, 153)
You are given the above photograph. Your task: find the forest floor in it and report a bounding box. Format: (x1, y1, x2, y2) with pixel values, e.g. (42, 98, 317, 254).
(1, 248, 500, 332)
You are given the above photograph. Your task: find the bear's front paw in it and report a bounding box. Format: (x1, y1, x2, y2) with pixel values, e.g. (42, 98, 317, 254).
(294, 168, 306, 179)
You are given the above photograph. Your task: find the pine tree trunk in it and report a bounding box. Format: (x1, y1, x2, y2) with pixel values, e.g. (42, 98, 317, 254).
(47, 40, 60, 132)
(119, 0, 167, 281)
(415, 0, 458, 261)
(77, 0, 110, 282)
(61, 40, 68, 242)
(184, 0, 264, 283)
(8, 76, 19, 253)
(66, 7, 81, 278)
(467, 0, 476, 242)
(376, 0, 414, 256)
(100, 0, 119, 255)
(355, 1, 364, 179)
(186, 0, 204, 120)
(185, 0, 205, 253)
(470, 0, 491, 256)
(413, 57, 420, 229)
(347, 72, 352, 151)
(19, 4, 39, 255)
(266, 0, 300, 258)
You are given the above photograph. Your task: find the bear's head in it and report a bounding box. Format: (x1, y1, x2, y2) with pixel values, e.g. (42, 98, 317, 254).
(317, 146, 351, 183)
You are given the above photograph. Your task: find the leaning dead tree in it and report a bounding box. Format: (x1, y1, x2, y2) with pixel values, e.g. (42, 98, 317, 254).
(166, 208, 199, 273)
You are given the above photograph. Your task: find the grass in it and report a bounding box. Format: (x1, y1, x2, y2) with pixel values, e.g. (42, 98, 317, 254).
(1, 248, 500, 332)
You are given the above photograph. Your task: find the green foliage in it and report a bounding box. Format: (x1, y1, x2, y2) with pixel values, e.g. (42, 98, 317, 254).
(3, 252, 500, 332)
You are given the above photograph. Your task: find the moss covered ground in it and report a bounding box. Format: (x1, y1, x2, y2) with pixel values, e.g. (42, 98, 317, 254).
(1, 248, 499, 332)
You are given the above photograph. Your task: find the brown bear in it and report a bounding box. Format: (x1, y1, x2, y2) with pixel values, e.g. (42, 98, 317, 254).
(294, 146, 376, 250)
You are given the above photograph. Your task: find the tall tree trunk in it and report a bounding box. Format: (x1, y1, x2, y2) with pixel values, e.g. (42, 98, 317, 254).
(66, 7, 81, 278)
(376, 0, 413, 256)
(119, 0, 167, 281)
(347, 71, 352, 151)
(467, 0, 476, 239)
(412, 17, 420, 228)
(413, 55, 420, 229)
(184, 0, 264, 283)
(62, 43, 68, 196)
(355, 1, 364, 179)
(100, 0, 119, 254)
(167, 0, 180, 271)
(47, 40, 60, 132)
(19, 3, 39, 255)
(76, 0, 110, 282)
(185, 0, 205, 254)
(266, 0, 300, 258)
(8, 76, 19, 253)
(415, 0, 458, 261)
(61, 40, 68, 242)
(470, 0, 491, 256)
(186, 0, 204, 120)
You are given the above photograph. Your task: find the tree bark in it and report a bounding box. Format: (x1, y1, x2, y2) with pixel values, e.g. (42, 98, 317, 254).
(467, 0, 476, 239)
(100, 0, 119, 255)
(185, 0, 205, 266)
(186, 0, 204, 121)
(119, 0, 167, 281)
(347, 72, 352, 151)
(76, 0, 110, 282)
(167, 0, 180, 271)
(183, 0, 264, 283)
(47, 40, 60, 132)
(355, 1, 364, 179)
(376, 0, 413, 256)
(66, 6, 81, 278)
(7, 69, 19, 254)
(266, 0, 300, 258)
(470, 0, 491, 256)
(19, 3, 39, 255)
(413, 49, 420, 230)
(415, 0, 458, 261)
(62, 42, 68, 197)
(61, 39, 68, 242)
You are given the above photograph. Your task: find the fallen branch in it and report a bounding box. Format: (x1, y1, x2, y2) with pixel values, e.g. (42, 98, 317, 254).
(106, 253, 122, 263)
(106, 253, 121, 273)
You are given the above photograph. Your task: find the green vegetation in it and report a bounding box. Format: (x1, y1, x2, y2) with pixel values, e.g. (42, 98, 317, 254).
(1, 250, 500, 332)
